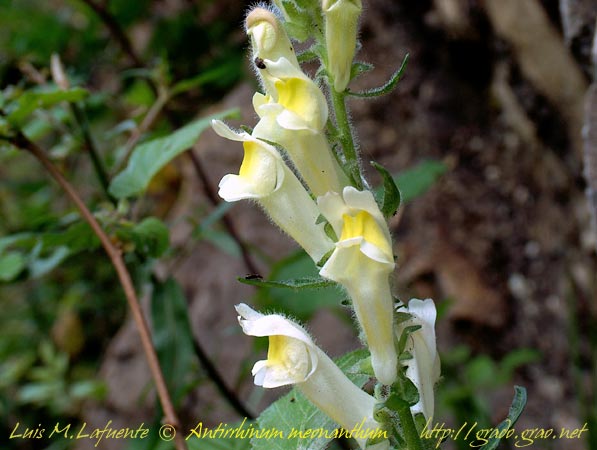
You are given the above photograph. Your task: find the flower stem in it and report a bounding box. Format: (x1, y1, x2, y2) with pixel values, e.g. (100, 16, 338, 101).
(330, 88, 363, 189)
(396, 404, 425, 450)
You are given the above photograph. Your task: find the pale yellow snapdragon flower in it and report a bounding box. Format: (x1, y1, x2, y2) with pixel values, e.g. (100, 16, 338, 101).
(211, 120, 333, 263)
(246, 8, 348, 196)
(318, 186, 398, 385)
(236, 303, 389, 450)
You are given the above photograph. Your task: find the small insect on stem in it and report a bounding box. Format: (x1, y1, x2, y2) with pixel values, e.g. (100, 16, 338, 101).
(254, 57, 266, 69)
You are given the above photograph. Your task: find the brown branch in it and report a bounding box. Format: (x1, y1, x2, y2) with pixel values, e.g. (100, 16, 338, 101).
(79, 0, 143, 67)
(11, 133, 188, 450)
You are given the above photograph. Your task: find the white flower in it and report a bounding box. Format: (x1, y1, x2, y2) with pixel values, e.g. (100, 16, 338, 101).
(318, 186, 398, 385)
(211, 120, 333, 263)
(236, 303, 388, 449)
(397, 298, 441, 422)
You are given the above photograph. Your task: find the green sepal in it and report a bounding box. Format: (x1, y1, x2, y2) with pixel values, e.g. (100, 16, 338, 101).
(385, 373, 420, 412)
(347, 53, 409, 99)
(395, 311, 413, 325)
(479, 386, 527, 450)
(296, 45, 322, 64)
(371, 160, 402, 218)
(316, 247, 334, 267)
(239, 124, 253, 134)
(350, 61, 375, 81)
(397, 324, 421, 355)
(238, 275, 335, 291)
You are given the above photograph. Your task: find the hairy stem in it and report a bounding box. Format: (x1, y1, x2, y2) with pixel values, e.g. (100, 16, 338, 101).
(330, 88, 363, 189)
(396, 404, 424, 450)
(10, 133, 188, 450)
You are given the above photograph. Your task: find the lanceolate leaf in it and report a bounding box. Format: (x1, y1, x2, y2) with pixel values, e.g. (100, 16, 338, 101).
(479, 386, 527, 450)
(109, 108, 239, 198)
(0, 251, 26, 281)
(251, 349, 371, 450)
(348, 54, 409, 99)
(6, 87, 88, 127)
(238, 275, 335, 290)
(394, 160, 448, 203)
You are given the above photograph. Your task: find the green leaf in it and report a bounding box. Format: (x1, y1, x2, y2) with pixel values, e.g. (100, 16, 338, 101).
(238, 275, 335, 290)
(251, 251, 342, 321)
(151, 278, 196, 405)
(498, 348, 541, 381)
(171, 61, 241, 97)
(0, 251, 26, 281)
(28, 245, 70, 278)
(465, 356, 498, 388)
(479, 386, 527, 450)
(251, 349, 372, 450)
(109, 108, 239, 198)
(372, 161, 401, 218)
(41, 221, 100, 254)
(117, 217, 170, 258)
(394, 160, 448, 203)
(348, 54, 409, 98)
(6, 87, 88, 127)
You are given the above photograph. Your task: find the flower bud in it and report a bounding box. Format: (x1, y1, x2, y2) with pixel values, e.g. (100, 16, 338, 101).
(246, 8, 299, 75)
(322, 0, 362, 92)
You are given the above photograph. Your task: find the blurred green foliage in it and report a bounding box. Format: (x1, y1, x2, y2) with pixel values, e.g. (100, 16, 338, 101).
(1, 1, 245, 448)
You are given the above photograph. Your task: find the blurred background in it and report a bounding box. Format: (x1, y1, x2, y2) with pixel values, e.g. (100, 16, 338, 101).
(0, 0, 596, 449)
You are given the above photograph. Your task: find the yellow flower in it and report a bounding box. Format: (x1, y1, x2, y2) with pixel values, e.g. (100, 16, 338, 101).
(252, 57, 349, 196)
(212, 120, 333, 263)
(236, 303, 388, 449)
(322, 0, 362, 92)
(318, 186, 397, 385)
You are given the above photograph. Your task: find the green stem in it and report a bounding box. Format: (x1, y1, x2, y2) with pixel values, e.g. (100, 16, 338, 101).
(397, 404, 425, 450)
(330, 88, 363, 189)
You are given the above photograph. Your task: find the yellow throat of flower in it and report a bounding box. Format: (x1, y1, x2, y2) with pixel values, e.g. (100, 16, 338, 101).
(340, 211, 391, 256)
(267, 335, 311, 379)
